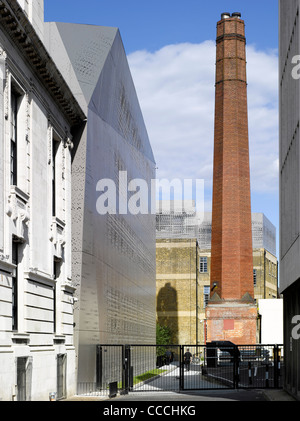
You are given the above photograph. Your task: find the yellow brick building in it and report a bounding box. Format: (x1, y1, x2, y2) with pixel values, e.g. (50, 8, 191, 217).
(156, 240, 278, 345)
(156, 238, 200, 345)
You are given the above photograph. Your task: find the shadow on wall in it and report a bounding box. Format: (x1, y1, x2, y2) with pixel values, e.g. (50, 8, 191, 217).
(156, 282, 179, 344)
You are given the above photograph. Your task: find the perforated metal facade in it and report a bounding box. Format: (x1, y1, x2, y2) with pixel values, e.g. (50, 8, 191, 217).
(45, 23, 156, 384)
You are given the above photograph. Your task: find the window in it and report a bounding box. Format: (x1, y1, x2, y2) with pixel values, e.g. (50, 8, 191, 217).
(253, 269, 257, 287)
(12, 241, 19, 331)
(10, 89, 18, 185)
(200, 256, 208, 273)
(52, 135, 60, 217)
(203, 286, 210, 308)
(53, 261, 61, 333)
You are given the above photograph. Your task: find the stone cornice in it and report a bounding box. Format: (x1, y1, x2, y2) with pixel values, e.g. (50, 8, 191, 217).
(0, 0, 86, 127)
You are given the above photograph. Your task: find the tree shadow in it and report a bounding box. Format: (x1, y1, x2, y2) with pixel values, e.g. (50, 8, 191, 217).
(156, 282, 179, 344)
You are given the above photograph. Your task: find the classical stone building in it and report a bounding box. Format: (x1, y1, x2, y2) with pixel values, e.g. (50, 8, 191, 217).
(156, 207, 278, 345)
(0, 0, 156, 400)
(0, 0, 86, 401)
(279, 0, 300, 401)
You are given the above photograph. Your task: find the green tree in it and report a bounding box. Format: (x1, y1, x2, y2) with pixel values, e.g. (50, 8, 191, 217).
(156, 324, 172, 357)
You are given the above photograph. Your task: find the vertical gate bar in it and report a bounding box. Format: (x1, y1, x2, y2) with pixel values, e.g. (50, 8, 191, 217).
(274, 345, 278, 389)
(121, 345, 126, 394)
(248, 361, 252, 386)
(127, 345, 132, 390)
(233, 346, 236, 389)
(266, 363, 269, 388)
(278, 346, 281, 386)
(180, 345, 184, 391)
(124, 345, 129, 393)
(234, 346, 239, 389)
(96, 346, 102, 389)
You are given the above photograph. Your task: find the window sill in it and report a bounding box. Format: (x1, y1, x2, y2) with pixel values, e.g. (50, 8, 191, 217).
(54, 335, 65, 345)
(12, 333, 30, 345)
(10, 185, 29, 204)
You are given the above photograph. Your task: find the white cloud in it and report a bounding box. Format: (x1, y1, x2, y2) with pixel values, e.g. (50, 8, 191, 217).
(128, 41, 279, 201)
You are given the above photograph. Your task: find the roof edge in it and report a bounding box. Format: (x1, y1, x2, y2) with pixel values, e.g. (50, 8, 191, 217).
(0, 0, 86, 126)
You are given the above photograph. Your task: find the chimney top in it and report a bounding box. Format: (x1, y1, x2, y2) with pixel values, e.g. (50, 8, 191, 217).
(221, 13, 231, 20)
(221, 12, 242, 20)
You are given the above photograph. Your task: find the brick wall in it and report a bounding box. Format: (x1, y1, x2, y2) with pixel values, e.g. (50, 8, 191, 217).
(206, 304, 257, 344)
(156, 239, 200, 345)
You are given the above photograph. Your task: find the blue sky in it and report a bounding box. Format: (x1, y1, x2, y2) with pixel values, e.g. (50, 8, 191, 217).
(44, 1, 279, 255)
(45, 0, 278, 54)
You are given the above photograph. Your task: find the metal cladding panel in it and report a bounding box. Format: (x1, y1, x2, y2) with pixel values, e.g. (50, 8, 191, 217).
(81, 109, 156, 345)
(87, 39, 154, 381)
(89, 30, 155, 164)
(54, 23, 118, 104)
(50, 23, 156, 382)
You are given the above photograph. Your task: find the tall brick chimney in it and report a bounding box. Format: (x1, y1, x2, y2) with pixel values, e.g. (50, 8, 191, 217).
(206, 13, 257, 345)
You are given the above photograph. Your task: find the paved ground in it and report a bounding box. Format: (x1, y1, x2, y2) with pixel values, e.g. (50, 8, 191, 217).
(65, 388, 296, 402)
(112, 389, 266, 401)
(64, 363, 297, 402)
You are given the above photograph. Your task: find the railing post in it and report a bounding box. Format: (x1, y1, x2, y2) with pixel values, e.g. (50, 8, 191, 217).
(234, 346, 240, 389)
(248, 361, 252, 386)
(96, 345, 102, 390)
(274, 345, 279, 389)
(121, 345, 126, 394)
(122, 345, 131, 394)
(180, 345, 184, 391)
(265, 363, 269, 388)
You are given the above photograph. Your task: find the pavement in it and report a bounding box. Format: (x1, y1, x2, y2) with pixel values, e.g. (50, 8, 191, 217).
(262, 388, 297, 401)
(64, 363, 297, 402)
(64, 388, 297, 402)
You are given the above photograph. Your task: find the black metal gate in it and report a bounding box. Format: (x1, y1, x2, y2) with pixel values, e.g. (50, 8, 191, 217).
(181, 343, 284, 391)
(77, 343, 284, 397)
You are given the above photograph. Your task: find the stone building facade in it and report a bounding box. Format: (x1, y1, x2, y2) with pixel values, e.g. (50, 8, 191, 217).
(0, 0, 86, 401)
(0, 0, 156, 400)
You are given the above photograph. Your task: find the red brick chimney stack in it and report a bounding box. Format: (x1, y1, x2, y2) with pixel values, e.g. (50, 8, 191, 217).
(206, 13, 257, 345)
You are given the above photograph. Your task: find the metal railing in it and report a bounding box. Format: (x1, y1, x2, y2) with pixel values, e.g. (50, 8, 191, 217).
(77, 343, 284, 396)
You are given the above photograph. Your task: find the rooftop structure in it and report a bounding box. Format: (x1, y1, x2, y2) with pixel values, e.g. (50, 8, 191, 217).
(156, 204, 276, 257)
